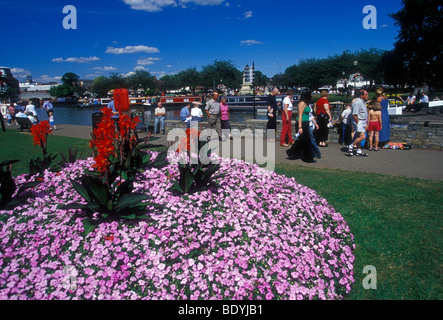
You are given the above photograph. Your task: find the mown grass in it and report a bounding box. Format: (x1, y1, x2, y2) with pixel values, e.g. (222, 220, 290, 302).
(0, 128, 92, 176)
(275, 163, 443, 300)
(1, 128, 441, 300)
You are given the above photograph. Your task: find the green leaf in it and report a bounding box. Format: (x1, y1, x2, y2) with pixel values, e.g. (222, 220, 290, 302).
(82, 176, 111, 208)
(184, 169, 196, 192)
(0, 160, 20, 167)
(85, 203, 100, 211)
(107, 200, 114, 211)
(60, 203, 86, 210)
(16, 180, 42, 195)
(114, 193, 150, 212)
(70, 179, 92, 203)
(201, 164, 221, 180)
(83, 219, 97, 237)
(115, 180, 134, 197)
(119, 213, 137, 220)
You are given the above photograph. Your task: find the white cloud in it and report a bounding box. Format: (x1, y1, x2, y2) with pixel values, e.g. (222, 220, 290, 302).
(243, 11, 253, 19)
(36, 75, 62, 83)
(106, 45, 160, 54)
(134, 66, 149, 71)
(122, 71, 137, 78)
(9, 67, 30, 81)
(94, 66, 118, 71)
(137, 57, 162, 65)
(122, 0, 226, 12)
(52, 56, 100, 63)
(240, 40, 263, 46)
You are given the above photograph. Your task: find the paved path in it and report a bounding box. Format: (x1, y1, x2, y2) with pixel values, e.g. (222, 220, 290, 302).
(51, 124, 443, 181)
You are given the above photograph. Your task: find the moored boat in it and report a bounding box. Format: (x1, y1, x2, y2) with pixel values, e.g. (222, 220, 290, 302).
(159, 96, 203, 107)
(224, 94, 300, 111)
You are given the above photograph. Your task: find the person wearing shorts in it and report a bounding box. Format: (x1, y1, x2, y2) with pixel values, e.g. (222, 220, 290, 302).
(367, 102, 382, 151)
(349, 90, 369, 157)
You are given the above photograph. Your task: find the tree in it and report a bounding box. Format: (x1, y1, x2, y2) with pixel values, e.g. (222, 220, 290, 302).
(49, 72, 79, 98)
(200, 60, 242, 91)
(381, 50, 409, 86)
(108, 73, 128, 90)
(390, 0, 443, 87)
(279, 49, 386, 89)
(253, 71, 269, 87)
(91, 76, 111, 97)
(157, 74, 179, 93)
(61, 72, 79, 87)
(177, 67, 201, 95)
(127, 70, 155, 93)
(49, 84, 74, 98)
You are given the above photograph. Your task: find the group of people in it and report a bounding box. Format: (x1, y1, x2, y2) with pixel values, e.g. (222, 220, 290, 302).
(405, 91, 432, 113)
(282, 87, 391, 162)
(179, 92, 233, 141)
(2, 98, 56, 129)
(283, 90, 323, 162)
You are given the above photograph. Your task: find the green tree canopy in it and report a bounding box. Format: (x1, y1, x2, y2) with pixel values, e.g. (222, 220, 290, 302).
(91, 76, 112, 97)
(49, 72, 79, 98)
(49, 84, 74, 98)
(200, 59, 242, 91)
(176, 67, 200, 95)
(390, 0, 443, 87)
(108, 73, 128, 90)
(279, 49, 386, 89)
(61, 72, 80, 87)
(127, 70, 155, 92)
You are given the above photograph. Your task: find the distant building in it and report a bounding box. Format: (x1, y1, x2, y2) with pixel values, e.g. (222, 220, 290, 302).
(0, 67, 20, 97)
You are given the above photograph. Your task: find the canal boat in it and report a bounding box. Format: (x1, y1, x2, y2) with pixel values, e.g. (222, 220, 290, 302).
(224, 94, 300, 111)
(159, 96, 203, 107)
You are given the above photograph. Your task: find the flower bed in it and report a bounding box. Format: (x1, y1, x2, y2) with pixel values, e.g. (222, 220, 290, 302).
(0, 154, 355, 300)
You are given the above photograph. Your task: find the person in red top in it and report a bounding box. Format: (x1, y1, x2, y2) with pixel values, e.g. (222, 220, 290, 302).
(8, 104, 17, 125)
(315, 90, 332, 147)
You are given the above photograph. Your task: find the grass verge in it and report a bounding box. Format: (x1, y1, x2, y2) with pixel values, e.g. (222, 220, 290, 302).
(275, 163, 443, 300)
(0, 128, 92, 176)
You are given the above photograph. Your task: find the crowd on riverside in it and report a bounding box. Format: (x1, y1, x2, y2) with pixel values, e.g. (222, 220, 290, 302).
(152, 87, 397, 163)
(0, 98, 56, 132)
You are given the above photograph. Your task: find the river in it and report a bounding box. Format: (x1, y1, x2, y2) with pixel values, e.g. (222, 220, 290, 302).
(52, 105, 268, 126)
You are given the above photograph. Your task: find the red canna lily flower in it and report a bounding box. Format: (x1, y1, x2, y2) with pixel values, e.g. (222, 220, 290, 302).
(30, 120, 52, 148)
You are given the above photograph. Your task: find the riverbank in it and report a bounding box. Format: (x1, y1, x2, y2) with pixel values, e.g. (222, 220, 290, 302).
(7, 120, 440, 181)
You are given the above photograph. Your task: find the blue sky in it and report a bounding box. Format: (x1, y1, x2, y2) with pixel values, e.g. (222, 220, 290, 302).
(0, 0, 403, 83)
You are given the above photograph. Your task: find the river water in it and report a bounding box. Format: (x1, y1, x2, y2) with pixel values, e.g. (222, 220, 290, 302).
(52, 105, 268, 126)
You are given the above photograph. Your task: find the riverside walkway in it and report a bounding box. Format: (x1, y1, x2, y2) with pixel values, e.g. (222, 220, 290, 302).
(49, 123, 443, 181)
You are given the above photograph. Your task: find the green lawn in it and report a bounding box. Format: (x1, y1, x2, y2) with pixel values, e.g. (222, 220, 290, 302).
(0, 129, 92, 176)
(1, 128, 441, 300)
(275, 164, 443, 300)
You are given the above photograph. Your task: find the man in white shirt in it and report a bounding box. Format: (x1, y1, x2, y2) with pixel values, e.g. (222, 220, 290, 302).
(419, 92, 429, 103)
(25, 101, 37, 116)
(349, 90, 369, 157)
(43, 98, 54, 116)
(154, 102, 166, 134)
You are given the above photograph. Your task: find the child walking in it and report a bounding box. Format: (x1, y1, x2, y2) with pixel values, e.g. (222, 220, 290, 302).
(6, 110, 12, 125)
(367, 102, 382, 151)
(49, 111, 56, 130)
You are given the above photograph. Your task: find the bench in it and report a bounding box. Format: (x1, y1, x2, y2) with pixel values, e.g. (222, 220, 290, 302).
(16, 117, 34, 131)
